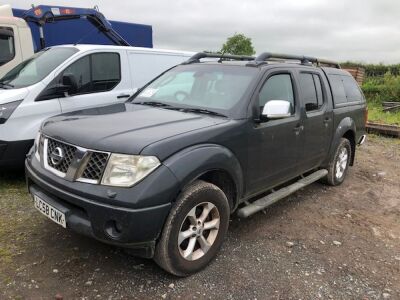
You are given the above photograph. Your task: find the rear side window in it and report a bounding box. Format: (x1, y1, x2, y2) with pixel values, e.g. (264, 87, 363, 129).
(342, 76, 363, 102)
(259, 74, 295, 114)
(61, 52, 121, 96)
(299, 73, 324, 111)
(329, 74, 363, 105)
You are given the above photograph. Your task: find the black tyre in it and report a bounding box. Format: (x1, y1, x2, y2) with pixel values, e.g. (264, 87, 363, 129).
(324, 138, 352, 186)
(154, 180, 230, 277)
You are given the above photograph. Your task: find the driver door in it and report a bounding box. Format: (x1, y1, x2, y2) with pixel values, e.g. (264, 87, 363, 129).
(246, 69, 304, 195)
(57, 51, 132, 113)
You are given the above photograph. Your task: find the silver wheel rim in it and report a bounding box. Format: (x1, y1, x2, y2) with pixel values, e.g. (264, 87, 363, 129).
(335, 147, 348, 179)
(178, 202, 220, 261)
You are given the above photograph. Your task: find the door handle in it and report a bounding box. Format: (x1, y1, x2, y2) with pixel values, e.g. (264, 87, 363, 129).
(117, 94, 131, 99)
(293, 125, 304, 135)
(323, 117, 331, 123)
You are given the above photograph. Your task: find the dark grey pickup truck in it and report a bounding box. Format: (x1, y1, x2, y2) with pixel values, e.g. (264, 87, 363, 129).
(25, 52, 367, 276)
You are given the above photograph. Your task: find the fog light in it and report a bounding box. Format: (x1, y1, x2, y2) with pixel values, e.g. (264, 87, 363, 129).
(105, 220, 123, 239)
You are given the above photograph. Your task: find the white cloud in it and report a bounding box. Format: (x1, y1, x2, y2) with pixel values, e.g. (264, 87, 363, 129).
(7, 0, 400, 63)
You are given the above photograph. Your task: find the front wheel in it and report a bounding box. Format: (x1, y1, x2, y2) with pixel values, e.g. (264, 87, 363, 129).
(154, 180, 230, 277)
(324, 138, 352, 186)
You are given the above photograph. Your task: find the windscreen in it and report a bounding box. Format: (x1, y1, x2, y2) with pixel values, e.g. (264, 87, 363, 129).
(133, 64, 258, 112)
(0, 27, 15, 67)
(0, 47, 78, 88)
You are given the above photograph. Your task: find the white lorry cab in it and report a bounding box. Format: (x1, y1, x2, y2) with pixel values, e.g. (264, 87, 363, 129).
(0, 44, 194, 168)
(0, 5, 34, 77)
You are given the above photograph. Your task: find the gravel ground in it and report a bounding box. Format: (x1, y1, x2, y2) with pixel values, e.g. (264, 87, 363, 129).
(0, 134, 399, 300)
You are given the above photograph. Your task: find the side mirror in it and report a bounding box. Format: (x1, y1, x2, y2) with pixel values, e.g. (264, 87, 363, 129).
(61, 73, 78, 95)
(35, 74, 78, 101)
(262, 100, 292, 119)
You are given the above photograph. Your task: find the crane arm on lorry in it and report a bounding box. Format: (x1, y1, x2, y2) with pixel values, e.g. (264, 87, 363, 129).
(22, 5, 131, 50)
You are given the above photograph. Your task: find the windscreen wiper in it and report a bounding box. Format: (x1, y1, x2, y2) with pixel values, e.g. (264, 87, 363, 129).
(0, 82, 14, 89)
(134, 101, 173, 108)
(134, 101, 227, 118)
(181, 108, 227, 118)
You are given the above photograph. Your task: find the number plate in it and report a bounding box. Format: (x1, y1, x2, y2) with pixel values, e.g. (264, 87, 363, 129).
(34, 195, 66, 228)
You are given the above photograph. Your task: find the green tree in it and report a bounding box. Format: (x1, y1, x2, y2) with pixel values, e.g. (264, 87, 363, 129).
(221, 33, 256, 56)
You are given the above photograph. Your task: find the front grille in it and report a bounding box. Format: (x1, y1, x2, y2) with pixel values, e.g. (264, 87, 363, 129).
(81, 152, 109, 181)
(47, 138, 76, 174)
(43, 136, 110, 184)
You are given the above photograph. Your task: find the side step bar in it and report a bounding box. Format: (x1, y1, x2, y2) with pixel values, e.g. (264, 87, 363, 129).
(237, 169, 328, 218)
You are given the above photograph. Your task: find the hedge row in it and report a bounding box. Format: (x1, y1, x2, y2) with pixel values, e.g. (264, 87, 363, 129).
(362, 73, 400, 103)
(342, 62, 400, 78)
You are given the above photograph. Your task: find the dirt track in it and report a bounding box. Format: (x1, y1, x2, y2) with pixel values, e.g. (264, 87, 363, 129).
(0, 134, 399, 299)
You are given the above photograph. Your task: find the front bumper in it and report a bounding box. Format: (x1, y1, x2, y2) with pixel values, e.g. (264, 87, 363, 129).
(0, 139, 33, 168)
(25, 156, 178, 258)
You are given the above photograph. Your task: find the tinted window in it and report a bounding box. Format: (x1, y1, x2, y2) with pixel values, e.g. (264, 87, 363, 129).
(313, 74, 324, 107)
(63, 56, 91, 94)
(91, 53, 121, 92)
(0, 27, 15, 66)
(342, 76, 362, 102)
(329, 75, 347, 104)
(299, 73, 318, 111)
(60, 52, 121, 96)
(259, 74, 294, 113)
(0, 47, 78, 88)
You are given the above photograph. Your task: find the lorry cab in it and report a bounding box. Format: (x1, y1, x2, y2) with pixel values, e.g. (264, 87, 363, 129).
(0, 45, 194, 168)
(0, 5, 34, 77)
(0, 4, 154, 78)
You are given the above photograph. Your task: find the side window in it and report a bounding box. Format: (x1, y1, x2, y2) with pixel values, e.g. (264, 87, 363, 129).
(342, 75, 363, 102)
(299, 73, 324, 112)
(328, 75, 347, 104)
(0, 27, 15, 66)
(91, 53, 121, 92)
(259, 74, 295, 114)
(313, 75, 324, 107)
(60, 52, 121, 96)
(63, 56, 91, 95)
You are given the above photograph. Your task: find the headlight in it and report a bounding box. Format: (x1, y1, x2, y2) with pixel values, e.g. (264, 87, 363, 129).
(101, 154, 160, 187)
(0, 100, 22, 124)
(34, 132, 41, 161)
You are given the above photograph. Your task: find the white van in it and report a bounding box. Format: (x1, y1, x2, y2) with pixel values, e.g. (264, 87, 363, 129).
(0, 45, 195, 167)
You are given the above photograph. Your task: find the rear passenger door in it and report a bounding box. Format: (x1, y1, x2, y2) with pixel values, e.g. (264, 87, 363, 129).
(58, 50, 132, 112)
(297, 70, 333, 171)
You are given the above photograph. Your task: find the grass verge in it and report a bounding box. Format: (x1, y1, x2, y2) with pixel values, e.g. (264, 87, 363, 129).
(367, 101, 400, 125)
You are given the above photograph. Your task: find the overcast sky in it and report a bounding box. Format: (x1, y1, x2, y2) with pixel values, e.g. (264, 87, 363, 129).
(8, 0, 400, 63)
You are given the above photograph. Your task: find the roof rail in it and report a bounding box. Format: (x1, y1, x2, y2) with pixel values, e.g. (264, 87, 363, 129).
(250, 52, 341, 69)
(183, 52, 255, 64)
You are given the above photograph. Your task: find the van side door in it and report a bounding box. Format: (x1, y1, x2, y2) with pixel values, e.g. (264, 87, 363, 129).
(296, 69, 333, 172)
(56, 50, 132, 112)
(245, 68, 304, 195)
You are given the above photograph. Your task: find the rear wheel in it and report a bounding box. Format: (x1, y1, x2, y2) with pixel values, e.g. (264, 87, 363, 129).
(324, 138, 351, 186)
(154, 180, 230, 277)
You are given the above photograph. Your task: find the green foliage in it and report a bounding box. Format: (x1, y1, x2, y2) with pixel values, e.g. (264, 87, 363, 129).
(360, 72, 400, 125)
(221, 33, 256, 56)
(362, 73, 400, 103)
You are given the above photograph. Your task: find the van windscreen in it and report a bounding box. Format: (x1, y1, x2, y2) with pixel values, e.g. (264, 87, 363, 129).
(0, 47, 78, 89)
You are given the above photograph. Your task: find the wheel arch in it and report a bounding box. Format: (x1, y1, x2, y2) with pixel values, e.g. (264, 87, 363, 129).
(163, 144, 244, 212)
(324, 117, 356, 167)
